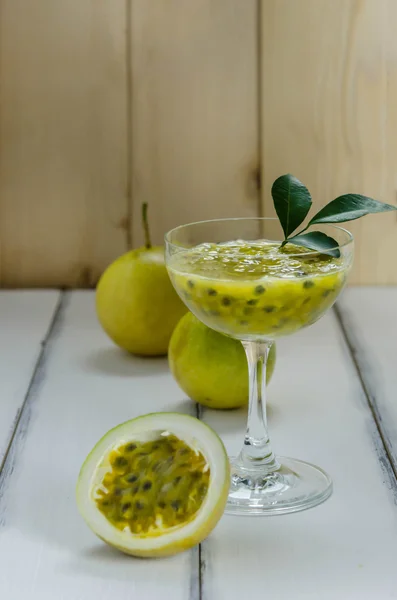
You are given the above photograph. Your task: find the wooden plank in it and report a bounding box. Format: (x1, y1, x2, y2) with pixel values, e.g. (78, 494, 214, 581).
(337, 287, 397, 474)
(201, 311, 397, 599)
(0, 291, 59, 465)
(260, 0, 397, 284)
(0, 0, 128, 287)
(130, 0, 259, 247)
(0, 291, 196, 599)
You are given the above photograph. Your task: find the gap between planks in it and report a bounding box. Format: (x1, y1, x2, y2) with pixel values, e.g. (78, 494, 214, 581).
(334, 302, 397, 491)
(0, 290, 202, 598)
(194, 302, 397, 599)
(3, 293, 394, 597)
(125, 0, 133, 250)
(190, 403, 204, 600)
(0, 292, 66, 497)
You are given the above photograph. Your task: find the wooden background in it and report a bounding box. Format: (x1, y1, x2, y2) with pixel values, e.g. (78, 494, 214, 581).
(0, 0, 396, 288)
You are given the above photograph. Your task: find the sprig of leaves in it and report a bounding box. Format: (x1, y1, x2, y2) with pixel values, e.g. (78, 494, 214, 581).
(272, 174, 397, 257)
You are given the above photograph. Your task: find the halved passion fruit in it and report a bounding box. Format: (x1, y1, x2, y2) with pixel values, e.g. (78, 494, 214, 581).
(76, 412, 230, 557)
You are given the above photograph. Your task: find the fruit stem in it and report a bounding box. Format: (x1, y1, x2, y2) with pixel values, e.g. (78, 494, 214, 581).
(142, 203, 151, 249)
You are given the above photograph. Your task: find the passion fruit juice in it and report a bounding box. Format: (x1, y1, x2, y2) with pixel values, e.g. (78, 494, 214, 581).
(167, 240, 349, 339)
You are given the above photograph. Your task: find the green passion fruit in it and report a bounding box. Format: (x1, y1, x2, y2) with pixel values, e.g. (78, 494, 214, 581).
(96, 203, 186, 356)
(169, 312, 276, 409)
(76, 413, 230, 557)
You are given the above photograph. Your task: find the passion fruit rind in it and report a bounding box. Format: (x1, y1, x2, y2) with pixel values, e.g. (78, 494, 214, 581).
(76, 413, 230, 558)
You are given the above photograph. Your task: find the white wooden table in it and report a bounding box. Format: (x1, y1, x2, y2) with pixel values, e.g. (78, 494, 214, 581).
(1, 289, 396, 600)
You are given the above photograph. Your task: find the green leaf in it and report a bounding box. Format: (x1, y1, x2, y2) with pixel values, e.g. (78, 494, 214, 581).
(287, 231, 340, 258)
(309, 194, 397, 225)
(271, 174, 312, 238)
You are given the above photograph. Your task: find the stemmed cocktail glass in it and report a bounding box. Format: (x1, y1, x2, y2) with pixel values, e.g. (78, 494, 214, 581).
(165, 218, 354, 516)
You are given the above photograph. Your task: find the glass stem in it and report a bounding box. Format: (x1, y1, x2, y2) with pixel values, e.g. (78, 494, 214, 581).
(237, 341, 280, 472)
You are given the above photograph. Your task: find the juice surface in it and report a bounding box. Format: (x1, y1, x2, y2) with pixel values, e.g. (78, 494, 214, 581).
(167, 240, 349, 339)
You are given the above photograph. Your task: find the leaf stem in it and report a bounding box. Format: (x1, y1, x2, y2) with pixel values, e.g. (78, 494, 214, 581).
(295, 224, 309, 237)
(142, 202, 151, 249)
(280, 224, 310, 248)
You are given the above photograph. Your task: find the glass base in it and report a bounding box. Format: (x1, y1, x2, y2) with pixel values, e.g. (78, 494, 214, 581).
(226, 456, 332, 516)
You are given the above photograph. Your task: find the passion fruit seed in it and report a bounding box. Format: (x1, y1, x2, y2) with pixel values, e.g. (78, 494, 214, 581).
(247, 299, 258, 306)
(254, 285, 265, 295)
(303, 280, 314, 289)
(113, 456, 129, 471)
(95, 435, 210, 535)
(264, 305, 276, 313)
